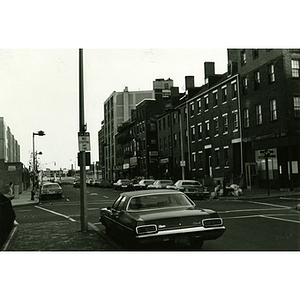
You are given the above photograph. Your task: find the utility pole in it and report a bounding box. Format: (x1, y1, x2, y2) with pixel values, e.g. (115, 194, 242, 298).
(79, 49, 88, 231)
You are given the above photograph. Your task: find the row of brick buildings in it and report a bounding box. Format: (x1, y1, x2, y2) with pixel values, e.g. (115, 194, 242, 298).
(98, 49, 300, 190)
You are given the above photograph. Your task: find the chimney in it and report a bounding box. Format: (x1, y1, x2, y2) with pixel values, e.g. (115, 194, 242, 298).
(204, 62, 215, 79)
(185, 76, 194, 90)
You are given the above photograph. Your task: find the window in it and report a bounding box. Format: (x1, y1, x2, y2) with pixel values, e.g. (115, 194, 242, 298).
(163, 118, 166, 129)
(291, 59, 300, 78)
(213, 90, 218, 106)
(215, 148, 220, 168)
(254, 70, 260, 90)
(270, 99, 277, 121)
(174, 133, 178, 147)
(223, 113, 228, 133)
(164, 137, 167, 149)
(232, 110, 239, 130)
(184, 107, 187, 119)
(198, 151, 203, 169)
(197, 123, 202, 140)
(224, 146, 229, 167)
(192, 152, 196, 170)
(197, 98, 201, 114)
(268, 63, 275, 83)
(244, 108, 250, 128)
(294, 96, 300, 118)
(190, 102, 195, 117)
(221, 86, 227, 103)
(231, 81, 237, 99)
(241, 50, 247, 65)
(204, 95, 209, 110)
(256, 104, 262, 125)
(185, 129, 188, 143)
(205, 120, 210, 138)
(214, 116, 219, 136)
(242, 76, 248, 94)
(158, 120, 161, 131)
(159, 138, 163, 150)
(173, 112, 177, 124)
(191, 125, 196, 142)
(253, 49, 259, 59)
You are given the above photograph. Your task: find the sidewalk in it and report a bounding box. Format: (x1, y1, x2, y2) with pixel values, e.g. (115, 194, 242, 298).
(2, 188, 117, 251)
(3, 187, 300, 251)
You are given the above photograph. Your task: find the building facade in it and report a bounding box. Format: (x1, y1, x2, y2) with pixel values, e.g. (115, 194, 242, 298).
(0, 117, 29, 193)
(100, 49, 300, 190)
(228, 49, 300, 189)
(101, 87, 155, 181)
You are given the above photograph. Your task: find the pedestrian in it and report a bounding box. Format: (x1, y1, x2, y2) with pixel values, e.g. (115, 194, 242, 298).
(0, 190, 16, 246)
(8, 182, 14, 196)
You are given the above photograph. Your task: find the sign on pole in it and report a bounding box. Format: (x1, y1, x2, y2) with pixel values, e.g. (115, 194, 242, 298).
(78, 132, 91, 151)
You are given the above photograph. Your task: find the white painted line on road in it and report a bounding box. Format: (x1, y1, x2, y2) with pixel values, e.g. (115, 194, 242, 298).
(248, 201, 291, 209)
(220, 207, 291, 214)
(90, 193, 98, 196)
(35, 205, 76, 222)
(87, 208, 99, 211)
(17, 209, 32, 212)
(103, 196, 109, 198)
(260, 215, 300, 224)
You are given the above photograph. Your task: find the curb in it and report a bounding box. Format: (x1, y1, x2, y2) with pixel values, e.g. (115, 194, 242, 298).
(88, 222, 121, 250)
(1, 222, 18, 251)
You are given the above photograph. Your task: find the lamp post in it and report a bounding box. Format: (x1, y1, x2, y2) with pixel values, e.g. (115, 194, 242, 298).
(31, 130, 45, 200)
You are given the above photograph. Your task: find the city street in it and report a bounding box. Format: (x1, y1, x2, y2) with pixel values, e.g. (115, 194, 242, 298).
(13, 183, 300, 250)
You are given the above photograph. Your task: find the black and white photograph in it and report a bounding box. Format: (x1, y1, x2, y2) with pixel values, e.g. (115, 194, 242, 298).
(0, 1, 299, 299)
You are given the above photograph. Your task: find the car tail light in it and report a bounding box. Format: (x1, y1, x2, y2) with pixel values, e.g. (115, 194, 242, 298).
(136, 224, 157, 235)
(202, 218, 223, 228)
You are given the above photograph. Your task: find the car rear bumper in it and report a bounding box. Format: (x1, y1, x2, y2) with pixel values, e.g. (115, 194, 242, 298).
(135, 225, 225, 244)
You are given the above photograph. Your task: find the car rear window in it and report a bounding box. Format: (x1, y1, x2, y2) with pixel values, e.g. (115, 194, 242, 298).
(43, 184, 60, 189)
(128, 193, 192, 210)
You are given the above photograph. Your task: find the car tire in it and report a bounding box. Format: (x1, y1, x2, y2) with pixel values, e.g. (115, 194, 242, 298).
(190, 238, 204, 249)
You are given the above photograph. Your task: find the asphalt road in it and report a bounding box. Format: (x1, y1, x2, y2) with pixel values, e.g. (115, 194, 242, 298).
(13, 183, 300, 250)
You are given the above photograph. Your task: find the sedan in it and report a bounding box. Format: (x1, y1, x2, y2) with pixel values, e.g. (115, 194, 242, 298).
(113, 179, 132, 190)
(39, 182, 63, 200)
(133, 179, 155, 190)
(147, 179, 174, 189)
(99, 189, 225, 249)
(167, 180, 210, 200)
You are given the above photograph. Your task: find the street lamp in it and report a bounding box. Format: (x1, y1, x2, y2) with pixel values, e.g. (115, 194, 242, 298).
(31, 130, 45, 200)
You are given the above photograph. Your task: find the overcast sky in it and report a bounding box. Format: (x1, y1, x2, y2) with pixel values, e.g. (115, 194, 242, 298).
(0, 48, 228, 170)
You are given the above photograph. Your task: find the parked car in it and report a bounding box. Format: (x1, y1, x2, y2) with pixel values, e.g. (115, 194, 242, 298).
(39, 182, 63, 200)
(98, 179, 113, 188)
(167, 180, 210, 200)
(113, 179, 131, 190)
(147, 179, 174, 189)
(133, 179, 155, 190)
(73, 178, 80, 188)
(99, 189, 225, 249)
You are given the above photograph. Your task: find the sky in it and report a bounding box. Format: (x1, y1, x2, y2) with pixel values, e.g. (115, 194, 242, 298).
(0, 48, 228, 170)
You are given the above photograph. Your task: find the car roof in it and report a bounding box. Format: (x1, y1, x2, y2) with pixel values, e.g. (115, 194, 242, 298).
(120, 189, 183, 197)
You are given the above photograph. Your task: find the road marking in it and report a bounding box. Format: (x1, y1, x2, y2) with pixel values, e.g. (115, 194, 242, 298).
(260, 215, 300, 224)
(87, 208, 99, 211)
(35, 205, 76, 222)
(223, 213, 300, 224)
(90, 193, 98, 196)
(220, 207, 291, 214)
(248, 201, 291, 209)
(17, 209, 32, 212)
(103, 196, 109, 198)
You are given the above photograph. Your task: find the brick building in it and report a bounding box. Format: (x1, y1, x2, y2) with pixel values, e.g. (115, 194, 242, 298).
(228, 49, 300, 189)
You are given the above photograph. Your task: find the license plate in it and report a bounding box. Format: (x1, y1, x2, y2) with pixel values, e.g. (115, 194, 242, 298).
(175, 235, 189, 244)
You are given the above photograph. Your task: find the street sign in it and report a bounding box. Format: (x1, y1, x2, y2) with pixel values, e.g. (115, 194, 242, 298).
(180, 160, 186, 167)
(78, 132, 91, 151)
